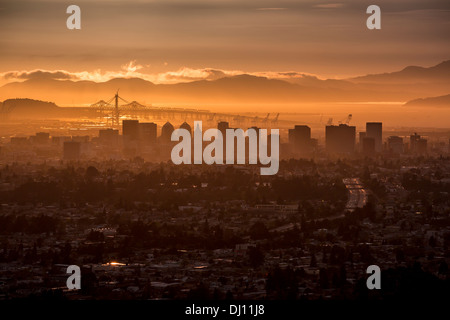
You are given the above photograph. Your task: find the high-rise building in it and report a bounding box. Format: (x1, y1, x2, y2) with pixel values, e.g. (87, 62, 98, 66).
(52, 136, 71, 147)
(161, 122, 175, 143)
(387, 136, 404, 155)
(325, 124, 356, 154)
(218, 121, 229, 135)
(122, 120, 140, 141)
(246, 127, 260, 163)
(99, 129, 119, 146)
(410, 133, 420, 152)
(359, 132, 366, 142)
(289, 125, 311, 156)
(10, 137, 28, 147)
(217, 122, 230, 163)
(63, 141, 81, 160)
(139, 122, 157, 144)
(33, 132, 50, 144)
(362, 137, 375, 156)
(417, 139, 428, 154)
(410, 133, 427, 154)
(30, 132, 50, 144)
(366, 122, 382, 152)
(180, 122, 192, 135)
(72, 136, 90, 143)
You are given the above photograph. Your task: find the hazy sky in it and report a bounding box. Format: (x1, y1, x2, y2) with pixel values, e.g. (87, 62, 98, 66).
(0, 0, 449, 84)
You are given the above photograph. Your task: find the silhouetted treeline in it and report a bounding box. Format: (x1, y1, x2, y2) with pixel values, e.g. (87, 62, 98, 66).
(0, 164, 347, 206)
(0, 214, 59, 234)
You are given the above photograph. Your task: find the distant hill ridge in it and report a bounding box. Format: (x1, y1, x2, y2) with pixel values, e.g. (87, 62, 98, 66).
(350, 60, 450, 83)
(404, 93, 450, 107)
(0, 60, 449, 106)
(0, 98, 59, 112)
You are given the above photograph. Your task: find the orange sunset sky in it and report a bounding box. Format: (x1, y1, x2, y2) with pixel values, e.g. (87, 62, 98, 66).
(0, 0, 449, 86)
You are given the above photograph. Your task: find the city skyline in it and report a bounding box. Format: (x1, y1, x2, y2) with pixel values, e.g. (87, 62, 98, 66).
(5, 118, 445, 163)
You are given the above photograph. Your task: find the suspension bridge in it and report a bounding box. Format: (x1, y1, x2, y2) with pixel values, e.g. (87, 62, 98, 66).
(89, 92, 282, 128)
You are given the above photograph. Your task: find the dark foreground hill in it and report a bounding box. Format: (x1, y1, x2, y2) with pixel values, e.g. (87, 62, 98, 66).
(0, 98, 91, 119)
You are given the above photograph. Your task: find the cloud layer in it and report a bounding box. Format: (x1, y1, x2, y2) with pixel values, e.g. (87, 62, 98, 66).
(0, 65, 234, 85)
(1, 60, 322, 85)
(3, 70, 76, 81)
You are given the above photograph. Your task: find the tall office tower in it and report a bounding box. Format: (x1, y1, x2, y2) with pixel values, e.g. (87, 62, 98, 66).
(246, 127, 260, 164)
(288, 125, 311, 156)
(410, 132, 427, 154)
(99, 128, 119, 146)
(325, 124, 356, 154)
(52, 136, 71, 147)
(359, 132, 366, 142)
(218, 121, 229, 135)
(387, 136, 404, 155)
(362, 137, 376, 156)
(160, 121, 175, 143)
(366, 122, 382, 152)
(416, 138, 428, 154)
(139, 122, 157, 144)
(359, 132, 366, 151)
(63, 141, 81, 160)
(180, 122, 192, 135)
(410, 133, 428, 154)
(217, 122, 230, 163)
(410, 133, 420, 153)
(72, 136, 90, 143)
(34, 132, 50, 144)
(122, 120, 140, 141)
(10, 137, 28, 147)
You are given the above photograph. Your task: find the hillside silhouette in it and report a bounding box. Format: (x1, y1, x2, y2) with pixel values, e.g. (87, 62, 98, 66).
(0, 60, 449, 107)
(404, 93, 450, 108)
(0, 98, 90, 119)
(0, 98, 58, 114)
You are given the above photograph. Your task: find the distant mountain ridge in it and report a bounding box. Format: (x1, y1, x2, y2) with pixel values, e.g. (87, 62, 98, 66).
(1, 60, 449, 107)
(404, 93, 450, 107)
(349, 60, 450, 83)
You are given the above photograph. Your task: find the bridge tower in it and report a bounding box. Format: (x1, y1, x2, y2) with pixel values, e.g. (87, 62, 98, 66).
(113, 91, 120, 127)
